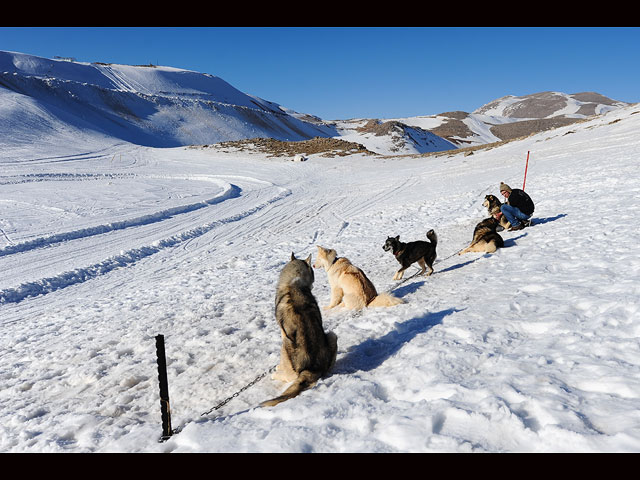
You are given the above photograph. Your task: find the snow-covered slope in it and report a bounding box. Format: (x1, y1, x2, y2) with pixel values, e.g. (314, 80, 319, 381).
(0, 50, 336, 154)
(1, 82, 639, 452)
(332, 118, 457, 156)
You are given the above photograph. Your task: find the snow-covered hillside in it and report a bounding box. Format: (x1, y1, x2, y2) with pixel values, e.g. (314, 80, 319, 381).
(1, 60, 639, 454)
(0, 50, 336, 156)
(332, 118, 457, 156)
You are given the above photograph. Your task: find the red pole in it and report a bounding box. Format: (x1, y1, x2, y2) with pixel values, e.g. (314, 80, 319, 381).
(522, 151, 530, 190)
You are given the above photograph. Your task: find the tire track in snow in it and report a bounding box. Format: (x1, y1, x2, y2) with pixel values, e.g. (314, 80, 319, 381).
(0, 186, 291, 306)
(0, 174, 238, 258)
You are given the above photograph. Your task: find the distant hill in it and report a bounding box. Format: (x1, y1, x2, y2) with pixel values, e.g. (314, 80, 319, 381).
(392, 91, 631, 147)
(289, 91, 631, 154)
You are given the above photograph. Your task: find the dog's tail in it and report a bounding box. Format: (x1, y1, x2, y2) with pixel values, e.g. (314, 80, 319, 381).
(427, 229, 438, 246)
(368, 292, 405, 307)
(260, 370, 323, 407)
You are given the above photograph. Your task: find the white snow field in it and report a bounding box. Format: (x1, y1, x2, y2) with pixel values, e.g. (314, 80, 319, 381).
(1, 102, 639, 452)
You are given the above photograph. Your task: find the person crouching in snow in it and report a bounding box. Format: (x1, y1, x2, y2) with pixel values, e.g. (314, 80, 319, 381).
(498, 182, 534, 231)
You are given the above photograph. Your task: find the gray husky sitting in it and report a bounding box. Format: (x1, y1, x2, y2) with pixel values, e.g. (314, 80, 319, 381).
(260, 253, 338, 407)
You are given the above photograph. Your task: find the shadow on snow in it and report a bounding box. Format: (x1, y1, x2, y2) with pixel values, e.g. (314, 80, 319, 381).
(334, 307, 460, 374)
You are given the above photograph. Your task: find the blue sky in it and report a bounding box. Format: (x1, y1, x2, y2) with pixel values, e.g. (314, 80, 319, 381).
(1, 27, 638, 119)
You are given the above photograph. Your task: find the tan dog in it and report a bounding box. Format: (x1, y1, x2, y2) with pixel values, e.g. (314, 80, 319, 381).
(260, 253, 338, 407)
(458, 216, 504, 255)
(483, 194, 511, 230)
(313, 246, 404, 309)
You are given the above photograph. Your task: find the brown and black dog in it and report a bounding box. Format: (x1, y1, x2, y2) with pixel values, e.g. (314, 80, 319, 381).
(483, 194, 511, 230)
(383, 229, 438, 280)
(458, 216, 504, 255)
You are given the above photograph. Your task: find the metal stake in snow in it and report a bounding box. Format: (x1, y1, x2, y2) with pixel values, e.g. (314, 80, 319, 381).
(523, 151, 530, 190)
(155, 334, 173, 441)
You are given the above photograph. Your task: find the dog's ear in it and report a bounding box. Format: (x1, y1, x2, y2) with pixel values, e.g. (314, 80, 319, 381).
(291, 252, 296, 261)
(305, 254, 312, 265)
(395, 235, 400, 241)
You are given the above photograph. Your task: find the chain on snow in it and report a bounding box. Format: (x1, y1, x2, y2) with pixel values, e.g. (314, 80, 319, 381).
(200, 364, 277, 417)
